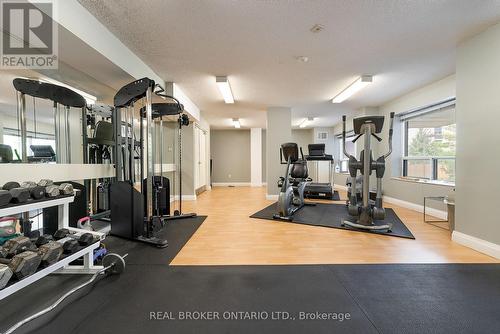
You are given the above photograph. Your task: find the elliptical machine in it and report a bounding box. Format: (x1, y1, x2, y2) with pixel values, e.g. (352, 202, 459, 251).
(341, 112, 394, 231)
(273, 143, 314, 221)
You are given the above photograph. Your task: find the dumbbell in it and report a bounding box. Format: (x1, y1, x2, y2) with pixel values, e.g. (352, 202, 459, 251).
(21, 181, 46, 200)
(2, 182, 30, 204)
(0, 236, 32, 258)
(62, 240, 79, 254)
(59, 183, 74, 195)
(54, 229, 96, 255)
(0, 190, 12, 207)
(2, 182, 20, 191)
(38, 179, 53, 187)
(45, 185, 60, 198)
(0, 264, 13, 289)
(35, 234, 54, 247)
(20, 181, 37, 189)
(0, 251, 41, 280)
(9, 187, 30, 204)
(1, 235, 62, 267)
(38, 241, 63, 266)
(54, 229, 95, 245)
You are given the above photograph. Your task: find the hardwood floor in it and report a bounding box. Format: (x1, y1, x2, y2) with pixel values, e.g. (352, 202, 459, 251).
(171, 186, 498, 265)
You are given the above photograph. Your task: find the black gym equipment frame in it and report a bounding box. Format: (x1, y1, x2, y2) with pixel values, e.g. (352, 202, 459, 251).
(304, 144, 335, 200)
(110, 78, 196, 248)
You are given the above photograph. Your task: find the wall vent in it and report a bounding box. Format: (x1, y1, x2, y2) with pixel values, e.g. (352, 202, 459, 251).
(317, 132, 328, 140)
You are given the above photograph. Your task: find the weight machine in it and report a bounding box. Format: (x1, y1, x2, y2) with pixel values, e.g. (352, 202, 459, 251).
(110, 78, 195, 248)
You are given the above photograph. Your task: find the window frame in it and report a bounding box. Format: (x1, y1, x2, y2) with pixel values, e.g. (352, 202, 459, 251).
(401, 101, 456, 184)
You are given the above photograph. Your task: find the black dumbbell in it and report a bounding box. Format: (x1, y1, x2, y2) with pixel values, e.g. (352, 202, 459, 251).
(2, 182, 20, 191)
(9, 188, 30, 204)
(54, 229, 95, 245)
(62, 240, 79, 254)
(21, 182, 46, 200)
(0, 190, 12, 207)
(0, 251, 41, 280)
(53, 228, 70, 240)
(78, 233, 95, 246)
(35, 234, 54, 247)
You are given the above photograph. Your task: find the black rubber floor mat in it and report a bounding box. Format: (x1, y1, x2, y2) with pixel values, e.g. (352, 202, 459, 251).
(3, 264, 500, 334)
(250, 202, 415, 239)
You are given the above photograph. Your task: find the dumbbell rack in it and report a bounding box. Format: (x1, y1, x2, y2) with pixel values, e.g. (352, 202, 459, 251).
(0, 196, 105, 300)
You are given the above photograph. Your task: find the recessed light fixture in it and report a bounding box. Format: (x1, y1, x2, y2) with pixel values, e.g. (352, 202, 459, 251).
(216, 76, 235, 104)
(310, 24, 324, 33)
(299, 117, 315, 128)
(331, 75, 373, 104)
(232, 118, 241, 128)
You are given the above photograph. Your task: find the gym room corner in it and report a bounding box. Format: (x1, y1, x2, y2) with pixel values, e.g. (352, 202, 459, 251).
(0, 1, 499, 333)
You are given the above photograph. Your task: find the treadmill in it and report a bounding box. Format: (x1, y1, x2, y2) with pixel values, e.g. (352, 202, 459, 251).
(304, 144, 335, 200)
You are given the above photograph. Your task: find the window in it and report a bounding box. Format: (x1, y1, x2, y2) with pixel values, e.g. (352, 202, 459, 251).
(401, 99, 456, 183)
(337, 133, 356, 173)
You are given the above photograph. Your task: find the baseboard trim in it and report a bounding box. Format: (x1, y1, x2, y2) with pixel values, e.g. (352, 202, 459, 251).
(212, 182, 251, 187)
(170, 195, 197, 202)
(383, 195, 447, 220)
(452, 231, 500, 259)
(266, 194, 279, 201)
(251, 182, 263, 187)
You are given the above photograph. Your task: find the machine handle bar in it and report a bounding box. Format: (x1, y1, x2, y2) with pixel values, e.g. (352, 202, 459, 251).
(342, 115, 352, 159)
(383, 112, 395, 159)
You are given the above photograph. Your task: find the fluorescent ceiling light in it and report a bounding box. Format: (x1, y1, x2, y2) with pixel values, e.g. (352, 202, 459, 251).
(232, 118, 241, 128)
(332, 75, 372, 103)
(299, 117, 315, 128)
(42, 77, 97, 104)
(216, 76, 234, 104)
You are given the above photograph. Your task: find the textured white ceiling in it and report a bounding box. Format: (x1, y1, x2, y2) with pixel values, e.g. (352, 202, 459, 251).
(78, 0, 500, 128)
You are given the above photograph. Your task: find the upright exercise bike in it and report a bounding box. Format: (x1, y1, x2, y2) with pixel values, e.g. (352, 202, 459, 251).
(273, 143, 314, 221)
(341, 112, 395, 231)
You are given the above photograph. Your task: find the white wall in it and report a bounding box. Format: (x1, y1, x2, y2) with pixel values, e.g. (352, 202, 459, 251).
(455, 21, 500, 251)
(266, 107, 292, 197)
(250, 128, 263, 186)
(377, 75, 456, 209)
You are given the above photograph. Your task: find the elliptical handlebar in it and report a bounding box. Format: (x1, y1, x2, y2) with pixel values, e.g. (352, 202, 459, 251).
(342, 115, 352, 159)
(383, 112, 395, 159)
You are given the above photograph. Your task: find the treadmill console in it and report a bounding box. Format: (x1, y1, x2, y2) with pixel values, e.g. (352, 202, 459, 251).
(306, 144, 333, 161)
